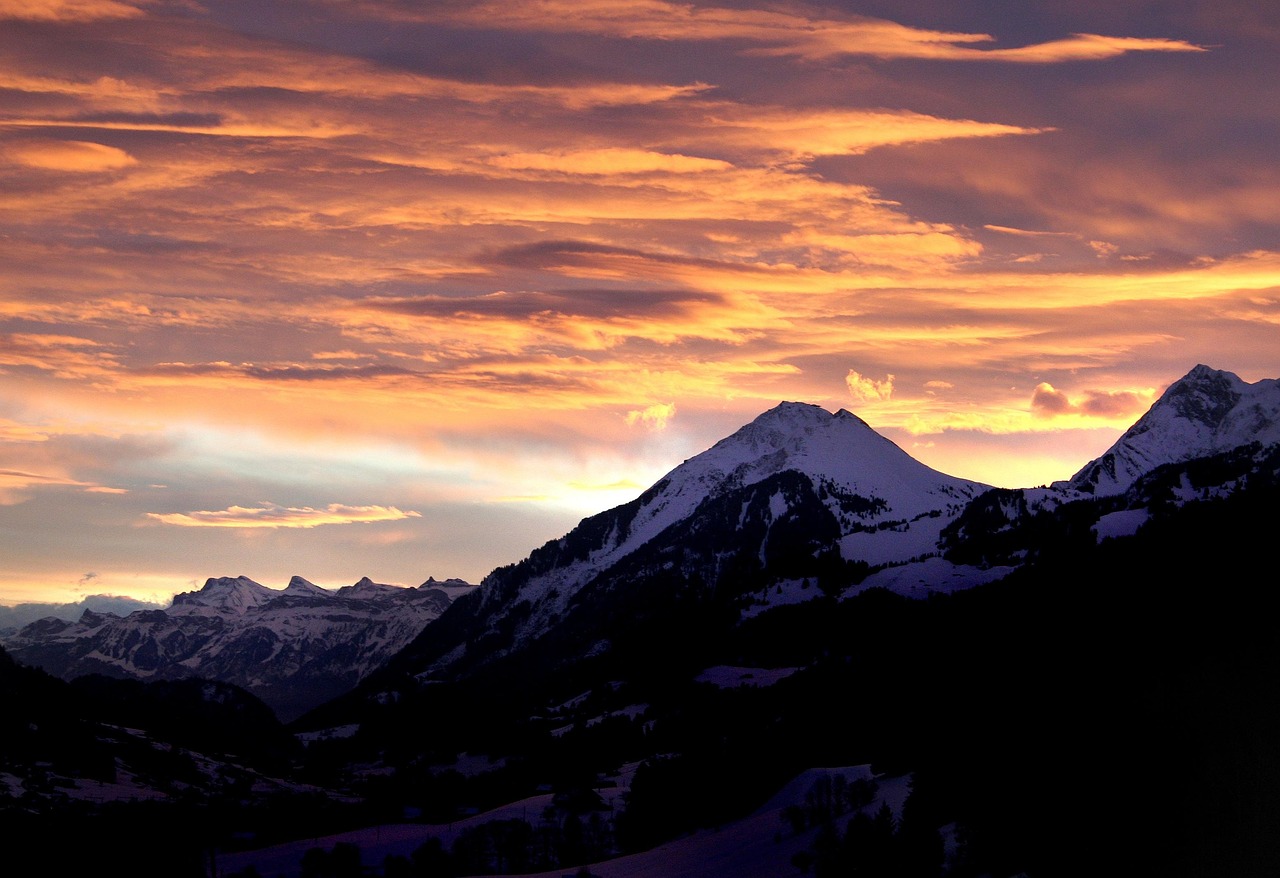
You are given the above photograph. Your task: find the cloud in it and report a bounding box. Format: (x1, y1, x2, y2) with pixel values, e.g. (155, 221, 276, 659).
(144, 503, 422, 529)
(487, 148, 732, 175)
(8, 139, 138, 172)
(692, 106, 1045, 160)
(0, 467, 94, 489)
(1031, 382, 1155, 419)
(846, 370, 895, 404)
(0, 467, 104, 505)
(625, 402, 676, 430)
(0, 333, 119, 378)
(984, 225, 1076, 238)
(0, 0, 143, 21)
(425, 2, 1203, 64)
(965, 34, 1206, 64)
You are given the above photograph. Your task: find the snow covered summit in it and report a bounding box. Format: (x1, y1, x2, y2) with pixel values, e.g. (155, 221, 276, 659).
(4, 574, 472, 721)
(405, 401, 990, 679)
(169, 575, 276, 616)
(1067, 364, 1280, 495)
(621, 401, 987, 568)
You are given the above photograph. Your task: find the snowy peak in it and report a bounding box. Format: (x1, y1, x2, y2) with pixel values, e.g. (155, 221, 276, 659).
(282, 575, 330, 597)
(170, 575, 275, 615)
(700, 401, 968, 488)
(649, 401, 984, 536)
(446, 400, 989, 675)
(337, 576, 398, 599)
(5, 572, 475, 720)
(1068, 365, 1280, 495)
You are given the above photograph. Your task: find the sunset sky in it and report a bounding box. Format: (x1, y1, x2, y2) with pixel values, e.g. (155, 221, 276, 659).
(2, 0, 1278, 605)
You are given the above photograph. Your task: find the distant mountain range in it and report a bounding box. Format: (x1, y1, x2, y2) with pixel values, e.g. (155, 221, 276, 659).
(0, 594, 162, 635)
(2, 575, 474, 721)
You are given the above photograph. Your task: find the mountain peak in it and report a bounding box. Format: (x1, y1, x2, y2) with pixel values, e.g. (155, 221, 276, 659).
(1160, 365, 1243, 426)
(443, 399, 987, 672)
(1067, 364, 1280, 495)
(171, 576, 273, 615)
(283, 576, 330, 597)
(752, 400, 833, 424)
(338, 577, 397, 598)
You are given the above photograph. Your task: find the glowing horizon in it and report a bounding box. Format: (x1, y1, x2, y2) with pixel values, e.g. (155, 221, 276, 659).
(2, 1, 1278, 604)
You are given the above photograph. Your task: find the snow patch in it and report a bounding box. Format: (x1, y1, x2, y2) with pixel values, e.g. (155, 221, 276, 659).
(1093, 508, 1150, 542)
(696, 666, 799, 689)
(846, 558, 1015, 599)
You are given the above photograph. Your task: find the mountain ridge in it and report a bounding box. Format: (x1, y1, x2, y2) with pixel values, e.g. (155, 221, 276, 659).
(347, 363, 1280, 700)
(1066, 364, 1280, 494)
(2, 575, 476, 721)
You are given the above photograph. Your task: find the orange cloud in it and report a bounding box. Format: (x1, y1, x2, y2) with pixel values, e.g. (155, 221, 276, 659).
(846, 370, 895, 404)
(0, 466, 122, 505)
(145, 503, 422, 529)
(0, 333, 119, 378)
(1031, 382, 1156, 419)
(423, 2, 1203, 63)
(968, 34, 1207, 63)
(7, 139, 137, 171)
(691, 106, 1045, 160)
(488, 148, 732, 175)
(0, 0, 143, 21)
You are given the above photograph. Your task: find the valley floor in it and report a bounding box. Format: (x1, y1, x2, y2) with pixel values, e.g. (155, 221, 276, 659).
(218, 766, 913, 878)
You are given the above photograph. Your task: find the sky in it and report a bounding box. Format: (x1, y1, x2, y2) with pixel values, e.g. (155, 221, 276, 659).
(2, 0, 1278, 605)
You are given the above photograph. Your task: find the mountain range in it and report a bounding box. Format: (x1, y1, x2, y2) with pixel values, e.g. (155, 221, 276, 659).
(2, 574, 474, 721)
(354, 363, 1279, 690)
(4, 363, 1280, 877)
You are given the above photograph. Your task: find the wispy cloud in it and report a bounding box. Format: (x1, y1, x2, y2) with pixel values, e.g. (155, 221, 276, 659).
(0, 0, 143, 22)
(420, 2, 1204, 63)
(145, 503, 422, 529)
(0, 1, 1271, 601)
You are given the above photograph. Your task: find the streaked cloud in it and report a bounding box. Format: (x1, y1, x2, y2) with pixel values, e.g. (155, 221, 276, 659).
(423, 2, 1203, 63)
(145, 503, 422, 529)
(8, 139, 137, 171)
(0, 0, 143, 22)
(0, 1, 1272, 603)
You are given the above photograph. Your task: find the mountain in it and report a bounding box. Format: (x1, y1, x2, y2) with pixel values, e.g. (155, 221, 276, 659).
(341, 366, 1280, 698)
(287, 364, 1280, 878)
(0, 643, 361, 878)
(1066, 364, 1280, 494)
(0, 594, 163, 635)
(378, 401, 988, 685)
(6, 364, 1280, 878)
(3, 574, 475, 721)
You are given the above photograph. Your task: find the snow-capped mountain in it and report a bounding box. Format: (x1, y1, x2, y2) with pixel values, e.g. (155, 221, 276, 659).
(384, 402, 989, 683)
(3, 574, 474, 721)
(372, 364, 1280, 692)
(1066, 364, 1280, 495)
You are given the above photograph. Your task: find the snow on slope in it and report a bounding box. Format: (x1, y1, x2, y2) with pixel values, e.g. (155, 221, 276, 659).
(4, 574, 474, 719)
(629, 402, 984, 554)
(217, 764, 913, 878)
(491, 403, 987, 617)
(1067, 364, 1280, 495)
